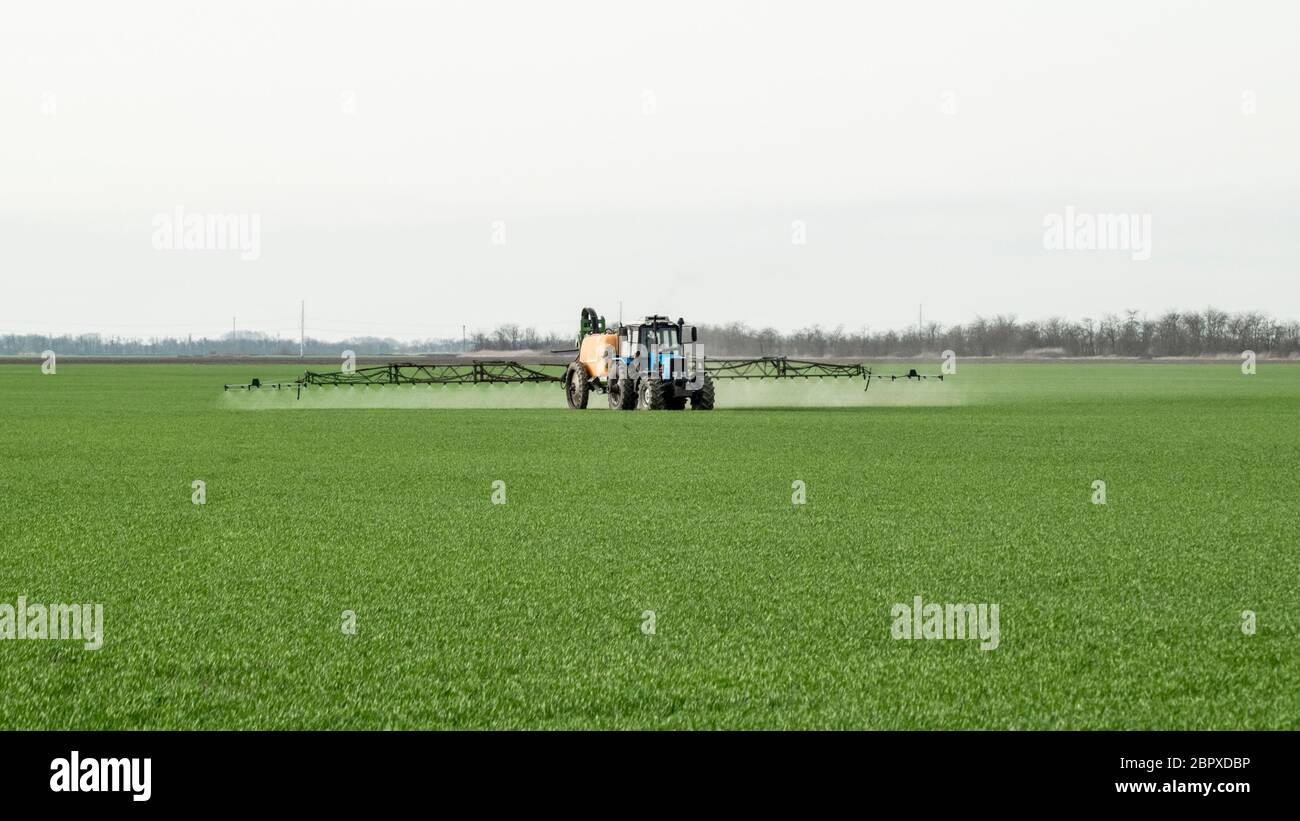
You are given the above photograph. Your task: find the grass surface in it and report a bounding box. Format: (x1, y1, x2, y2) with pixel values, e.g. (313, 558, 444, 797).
(0, 362, 1297, 729)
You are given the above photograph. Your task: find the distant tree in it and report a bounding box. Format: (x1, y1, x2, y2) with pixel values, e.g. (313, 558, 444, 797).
(5, 307, 1299, 358)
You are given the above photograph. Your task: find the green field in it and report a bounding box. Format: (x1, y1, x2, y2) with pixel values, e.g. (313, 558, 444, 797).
(1, 362, 1296, 729)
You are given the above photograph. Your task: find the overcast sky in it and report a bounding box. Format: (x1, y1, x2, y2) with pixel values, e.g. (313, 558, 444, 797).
(2, 1, 1296, 341)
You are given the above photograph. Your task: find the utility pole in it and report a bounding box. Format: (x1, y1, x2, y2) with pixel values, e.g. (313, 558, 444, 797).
(618, 300, 623, 325)
(918, 304, 923, 334)
(232, 316, 237, 347)
(299, 301, 305, 358)
(462, 325, 467, 354)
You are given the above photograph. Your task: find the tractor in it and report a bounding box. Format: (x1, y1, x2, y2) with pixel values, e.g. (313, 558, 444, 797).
(223, 306, 946, 402)
(563, 307, 714, 410)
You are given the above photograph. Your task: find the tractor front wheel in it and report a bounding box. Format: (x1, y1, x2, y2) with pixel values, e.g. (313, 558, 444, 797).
(608, 375, 637, 410)
(690, 373, 715, 410)
(638, 377, 667, 410)
(565, 364, 590, 409)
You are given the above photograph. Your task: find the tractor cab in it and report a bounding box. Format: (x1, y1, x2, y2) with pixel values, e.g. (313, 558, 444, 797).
(639, 322, 679, 349)
(617, 316, 696, 380)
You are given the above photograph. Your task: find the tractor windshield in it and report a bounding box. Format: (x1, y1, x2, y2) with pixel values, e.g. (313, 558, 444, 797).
(642, 325, 679, 349)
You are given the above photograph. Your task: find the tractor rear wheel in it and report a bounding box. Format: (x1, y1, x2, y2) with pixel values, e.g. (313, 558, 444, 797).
(638, 377, 667, 410)
(690, 373, 715, 410)
(608, 375, 637, 410)
(565, 364, 589, 410)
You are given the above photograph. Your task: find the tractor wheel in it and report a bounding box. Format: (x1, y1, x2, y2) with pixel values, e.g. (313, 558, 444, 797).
(638, 377, 667, 410)
(608, 375, 637, 410)
(565, 364, 589, 410)
(690, 373, 715, 410)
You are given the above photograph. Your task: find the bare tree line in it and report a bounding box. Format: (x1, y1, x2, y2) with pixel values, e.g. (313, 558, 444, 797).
(0, 327, 570, 357)
(4, 308, 1298, 358)
(700, 308, 1300, 358)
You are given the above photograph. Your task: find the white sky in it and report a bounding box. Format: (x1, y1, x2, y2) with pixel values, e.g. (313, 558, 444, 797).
(1, 0, 1297, 340)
